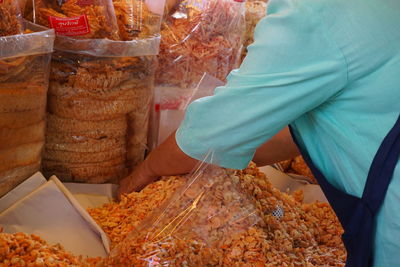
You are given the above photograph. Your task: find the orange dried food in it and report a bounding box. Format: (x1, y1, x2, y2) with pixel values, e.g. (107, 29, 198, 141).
(113, 0, 161, 40)
(156, 0, 245, 88)
(89, 163, 346, 266)
(0, 0, 23, 36)
(34, 0, 119, 39)
(0, 232, 88, 266)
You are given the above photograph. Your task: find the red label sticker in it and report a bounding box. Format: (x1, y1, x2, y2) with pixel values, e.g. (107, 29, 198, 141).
(77, 0, 93, 7)
(48, 15, 90, 37)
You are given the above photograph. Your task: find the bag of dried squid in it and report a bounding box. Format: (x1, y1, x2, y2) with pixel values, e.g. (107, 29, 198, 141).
(0, 22, 55, 197)
(156, 0, 246, 89)
(33, 0, 120, 39)
(0, 0, 24, 36)
(41, 1, 166, 184)
(113, 0, 164, 40)
(103, 154, 263, 266)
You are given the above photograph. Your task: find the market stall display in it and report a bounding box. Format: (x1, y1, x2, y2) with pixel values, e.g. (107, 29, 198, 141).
(0, 23, 55, 197)
(88, 163, 346, 266)
(34, 0, 164, 183)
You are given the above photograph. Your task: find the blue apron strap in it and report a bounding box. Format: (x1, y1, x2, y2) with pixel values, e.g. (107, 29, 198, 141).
(362, 115, 400, 214)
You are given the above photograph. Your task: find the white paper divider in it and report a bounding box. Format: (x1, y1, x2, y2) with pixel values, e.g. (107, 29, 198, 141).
(0, 174, 109, 257)
(259, 166, 328, 203)
(0, 172, 47, 213)
(50, 176, 111, 253)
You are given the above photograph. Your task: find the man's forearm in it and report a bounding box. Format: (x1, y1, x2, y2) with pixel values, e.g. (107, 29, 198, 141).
(252, 127, 300, 166)
(142, 131, 199, 178)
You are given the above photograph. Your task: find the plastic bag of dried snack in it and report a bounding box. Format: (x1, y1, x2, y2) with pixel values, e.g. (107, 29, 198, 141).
(42, 1, 165, 184)
(104, 154, 262, 266)
(0, 22, 55, 197)
(0, 0, 24, 36)
(113, 0, 165, 40)
(156, 0, 245, 89)
(33, 0, 119, 39)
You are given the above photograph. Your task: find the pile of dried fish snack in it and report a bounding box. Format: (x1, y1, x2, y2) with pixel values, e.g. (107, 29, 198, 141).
(0, 0, 24, 36)
(0, 231, 90, 266)
(241, 0, 267, 61)
(113, 0, 162, 40)
(0, 51, 51, 197)
(34, 0, 119, 39)
(279, 156, 318, 184)
(89, 163, 346, 266)
(43, 52, 157, 183)
(156, 0, 245, 88)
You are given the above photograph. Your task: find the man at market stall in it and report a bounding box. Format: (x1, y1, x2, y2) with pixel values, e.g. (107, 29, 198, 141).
(119, 0, 400, 266)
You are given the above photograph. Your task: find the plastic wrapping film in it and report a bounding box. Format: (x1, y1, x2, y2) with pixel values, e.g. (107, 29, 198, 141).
(0, 0, 24, 36)
(103, 154, 263, 266)
(154, 73, 224, 146)
(0, 22, 55, 197)
(39, 0, 166, 184)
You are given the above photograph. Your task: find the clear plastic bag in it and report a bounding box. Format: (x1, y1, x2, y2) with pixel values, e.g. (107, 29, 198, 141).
(156, 0, 246, 89)
(113, 0, 165, 40)
(0, 22, 55, 197)
(42, 1, 165, 183)
(153, 73, 224, 146)
(105, 155, 262, 266)
(0, 0, 24, 36)
(33, 0, 120, 39)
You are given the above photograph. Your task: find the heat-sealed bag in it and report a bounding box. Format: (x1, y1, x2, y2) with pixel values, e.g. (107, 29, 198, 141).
(104, 156, 262, 266)
(0, 0, 24, 36)
(41, 1, 166, 184)
(33, 0, 120, 39)
(0, 22, 55, 197)
(156, 0, 246, 89)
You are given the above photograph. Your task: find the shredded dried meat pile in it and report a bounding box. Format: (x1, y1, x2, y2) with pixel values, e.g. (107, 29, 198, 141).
(0, 0, 23, 36)
(156, 0, 245, 88)
(88, 163, 346, 266)
(279, 156, 318, 184)
(0, 232, 89, 266)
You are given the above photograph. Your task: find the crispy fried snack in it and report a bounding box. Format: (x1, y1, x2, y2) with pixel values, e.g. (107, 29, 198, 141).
(156, 0, 245, 88)
(88, 163, 346, 266)
(0, 0, 23, 36)
(113, 0, 161, 40)
(34, 0, 119, 39)
(0, 232, 89, 266)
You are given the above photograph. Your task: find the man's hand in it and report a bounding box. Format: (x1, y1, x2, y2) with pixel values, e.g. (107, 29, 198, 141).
(117, 131, 199, 198)
(117, 162, 158, 197)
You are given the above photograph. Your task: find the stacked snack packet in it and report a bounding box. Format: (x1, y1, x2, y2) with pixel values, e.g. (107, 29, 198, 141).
(0, 2, 55, 197)
(34, 0, 165, 183)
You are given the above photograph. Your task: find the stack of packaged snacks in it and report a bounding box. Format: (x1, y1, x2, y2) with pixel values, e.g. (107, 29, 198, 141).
(35, 0, 164, 183)
(0, 19, 55, 197)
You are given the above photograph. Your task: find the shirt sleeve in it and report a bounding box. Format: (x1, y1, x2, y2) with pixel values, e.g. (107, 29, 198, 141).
(176, 0, 348, 169)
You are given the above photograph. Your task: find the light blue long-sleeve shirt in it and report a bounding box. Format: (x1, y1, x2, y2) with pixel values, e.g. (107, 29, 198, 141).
(176, 0, 400, 265)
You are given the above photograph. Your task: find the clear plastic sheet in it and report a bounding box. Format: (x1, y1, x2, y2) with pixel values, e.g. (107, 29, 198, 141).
(33, 0, 120, 39)
(156, 0, 246, 89)
(105, 155, 262, 266)
(42, 1, 165, 184)
(153, 73, 224, 146)
(0, 0, 24, 36)
(0, 23, 55, 197)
